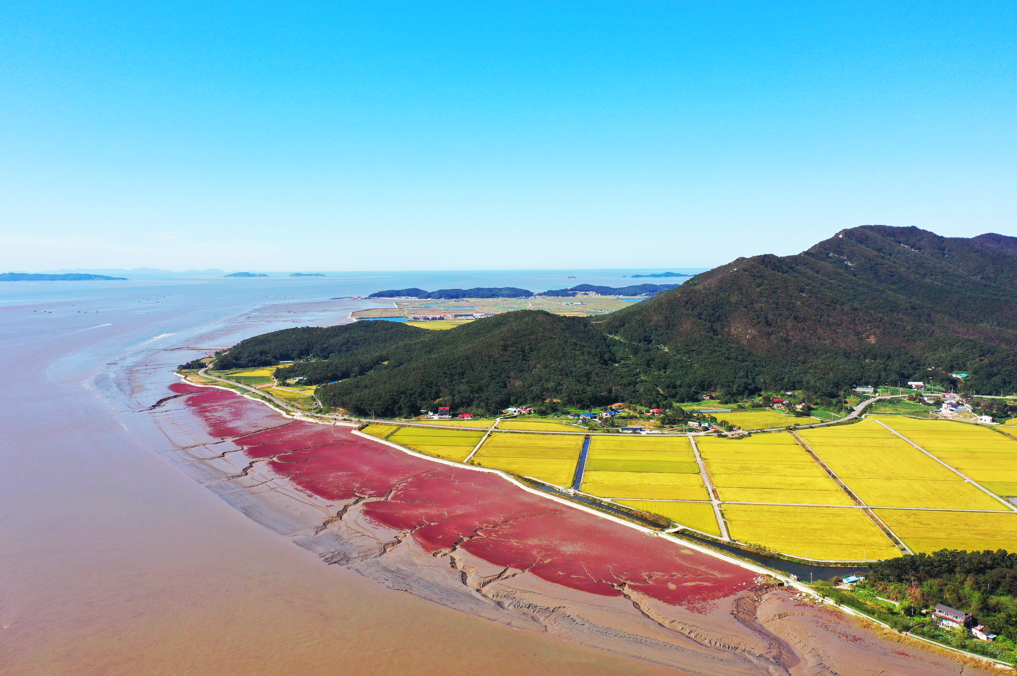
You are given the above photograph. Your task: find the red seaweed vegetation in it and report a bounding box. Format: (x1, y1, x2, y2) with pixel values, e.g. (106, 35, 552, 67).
(172, 382, 755, 609)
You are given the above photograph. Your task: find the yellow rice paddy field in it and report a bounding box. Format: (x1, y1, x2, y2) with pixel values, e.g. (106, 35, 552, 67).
(471, 433, 583, 485)
(405, 320, 472, 330)
(581, 436, 710, 500)
(799, 421, 1005, 510)
(875, 510, 1017, 554)
(873, 416, 1017, 498)
(409, 419, 496, 428)
(722, 504, 900, 561)
(697, 434, 850, 505)
(711, 410, 815, 430)
(266, 387, 314, 402)
(361, 424, 399, 440)
(496, 419, 584, 432)
(618, 500, 721, 536)
(226, 367, 277, 385)
(387, 427, 485, 462)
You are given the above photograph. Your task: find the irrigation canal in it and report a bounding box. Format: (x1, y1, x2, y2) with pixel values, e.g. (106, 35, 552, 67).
(671, 533, 869, 582)
(571, 436, 591, 491)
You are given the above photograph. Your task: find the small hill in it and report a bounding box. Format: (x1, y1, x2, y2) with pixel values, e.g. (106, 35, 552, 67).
(290, 273, 325, 277)
(0, 272, 127, 281)
(221, 311, 625, 416)
(225, 272, 268, 278)
(631, 272, 693, 278)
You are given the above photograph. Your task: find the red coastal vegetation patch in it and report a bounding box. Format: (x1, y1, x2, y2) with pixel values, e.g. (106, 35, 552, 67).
(174, 384, 755, 609)
(169, 382, 282, 437)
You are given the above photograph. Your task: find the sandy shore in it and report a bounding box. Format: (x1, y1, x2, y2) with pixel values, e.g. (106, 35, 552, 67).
(150, 382, 997, 676)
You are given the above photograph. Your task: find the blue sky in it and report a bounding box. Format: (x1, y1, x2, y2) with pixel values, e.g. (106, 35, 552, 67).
(1, 2, 1014, 271)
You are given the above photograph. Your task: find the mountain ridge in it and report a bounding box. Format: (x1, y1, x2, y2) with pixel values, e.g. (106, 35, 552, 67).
(214, 226, 1017, 415)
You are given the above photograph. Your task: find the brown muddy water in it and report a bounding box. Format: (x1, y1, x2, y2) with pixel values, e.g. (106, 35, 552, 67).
(0, 280, 676, 676)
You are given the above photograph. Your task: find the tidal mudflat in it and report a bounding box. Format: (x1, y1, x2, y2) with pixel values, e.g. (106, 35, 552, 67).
(0, 282, 678, 676)
(156, 380, 992, 675)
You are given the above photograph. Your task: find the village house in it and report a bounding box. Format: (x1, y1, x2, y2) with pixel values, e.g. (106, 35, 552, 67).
(908, 381, 926, 390)
(457, 413, 473, 419)
(971, 625, 997, 641)
(649, 408, 664, 415)
(437, 406, 451, 419)
(932, 604, 971, 630)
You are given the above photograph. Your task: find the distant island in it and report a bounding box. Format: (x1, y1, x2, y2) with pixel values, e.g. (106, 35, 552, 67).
(631, 272, 694, 278)
(542, 283, 679, 297)
(290, 273, 325, 277)
(368, 283, 679, 300)
(0, 272, 127, 281)
(225, 272, 269, 278)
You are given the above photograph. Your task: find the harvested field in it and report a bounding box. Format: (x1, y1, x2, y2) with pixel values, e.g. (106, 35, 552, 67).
(697, 434, 850, 506)
(875, 509, 1017, 554)
(471, 433, 583, 485)
(799, 421, 1006, 510)
(711, 409, 814, 430)
(873, 416, 1017, 493)
(722, 504, 900, 561)
(497, 419, 583, 432)
(581, 435, 708, 500)
(619, 500, 721, 536)
(387, 427, 485, 462)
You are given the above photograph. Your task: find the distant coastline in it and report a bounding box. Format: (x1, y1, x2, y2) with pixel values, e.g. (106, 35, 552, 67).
(367, 282, 681, 299)
(0, 272, 127, 281)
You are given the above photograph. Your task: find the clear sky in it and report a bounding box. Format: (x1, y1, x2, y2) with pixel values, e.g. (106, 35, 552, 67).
(1, 2, 1014, 272)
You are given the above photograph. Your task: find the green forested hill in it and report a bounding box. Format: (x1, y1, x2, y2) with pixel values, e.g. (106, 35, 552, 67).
(215, 226, 1017, 414)
(314, 311, 627, 415)
(602, 226, 1017, 395)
